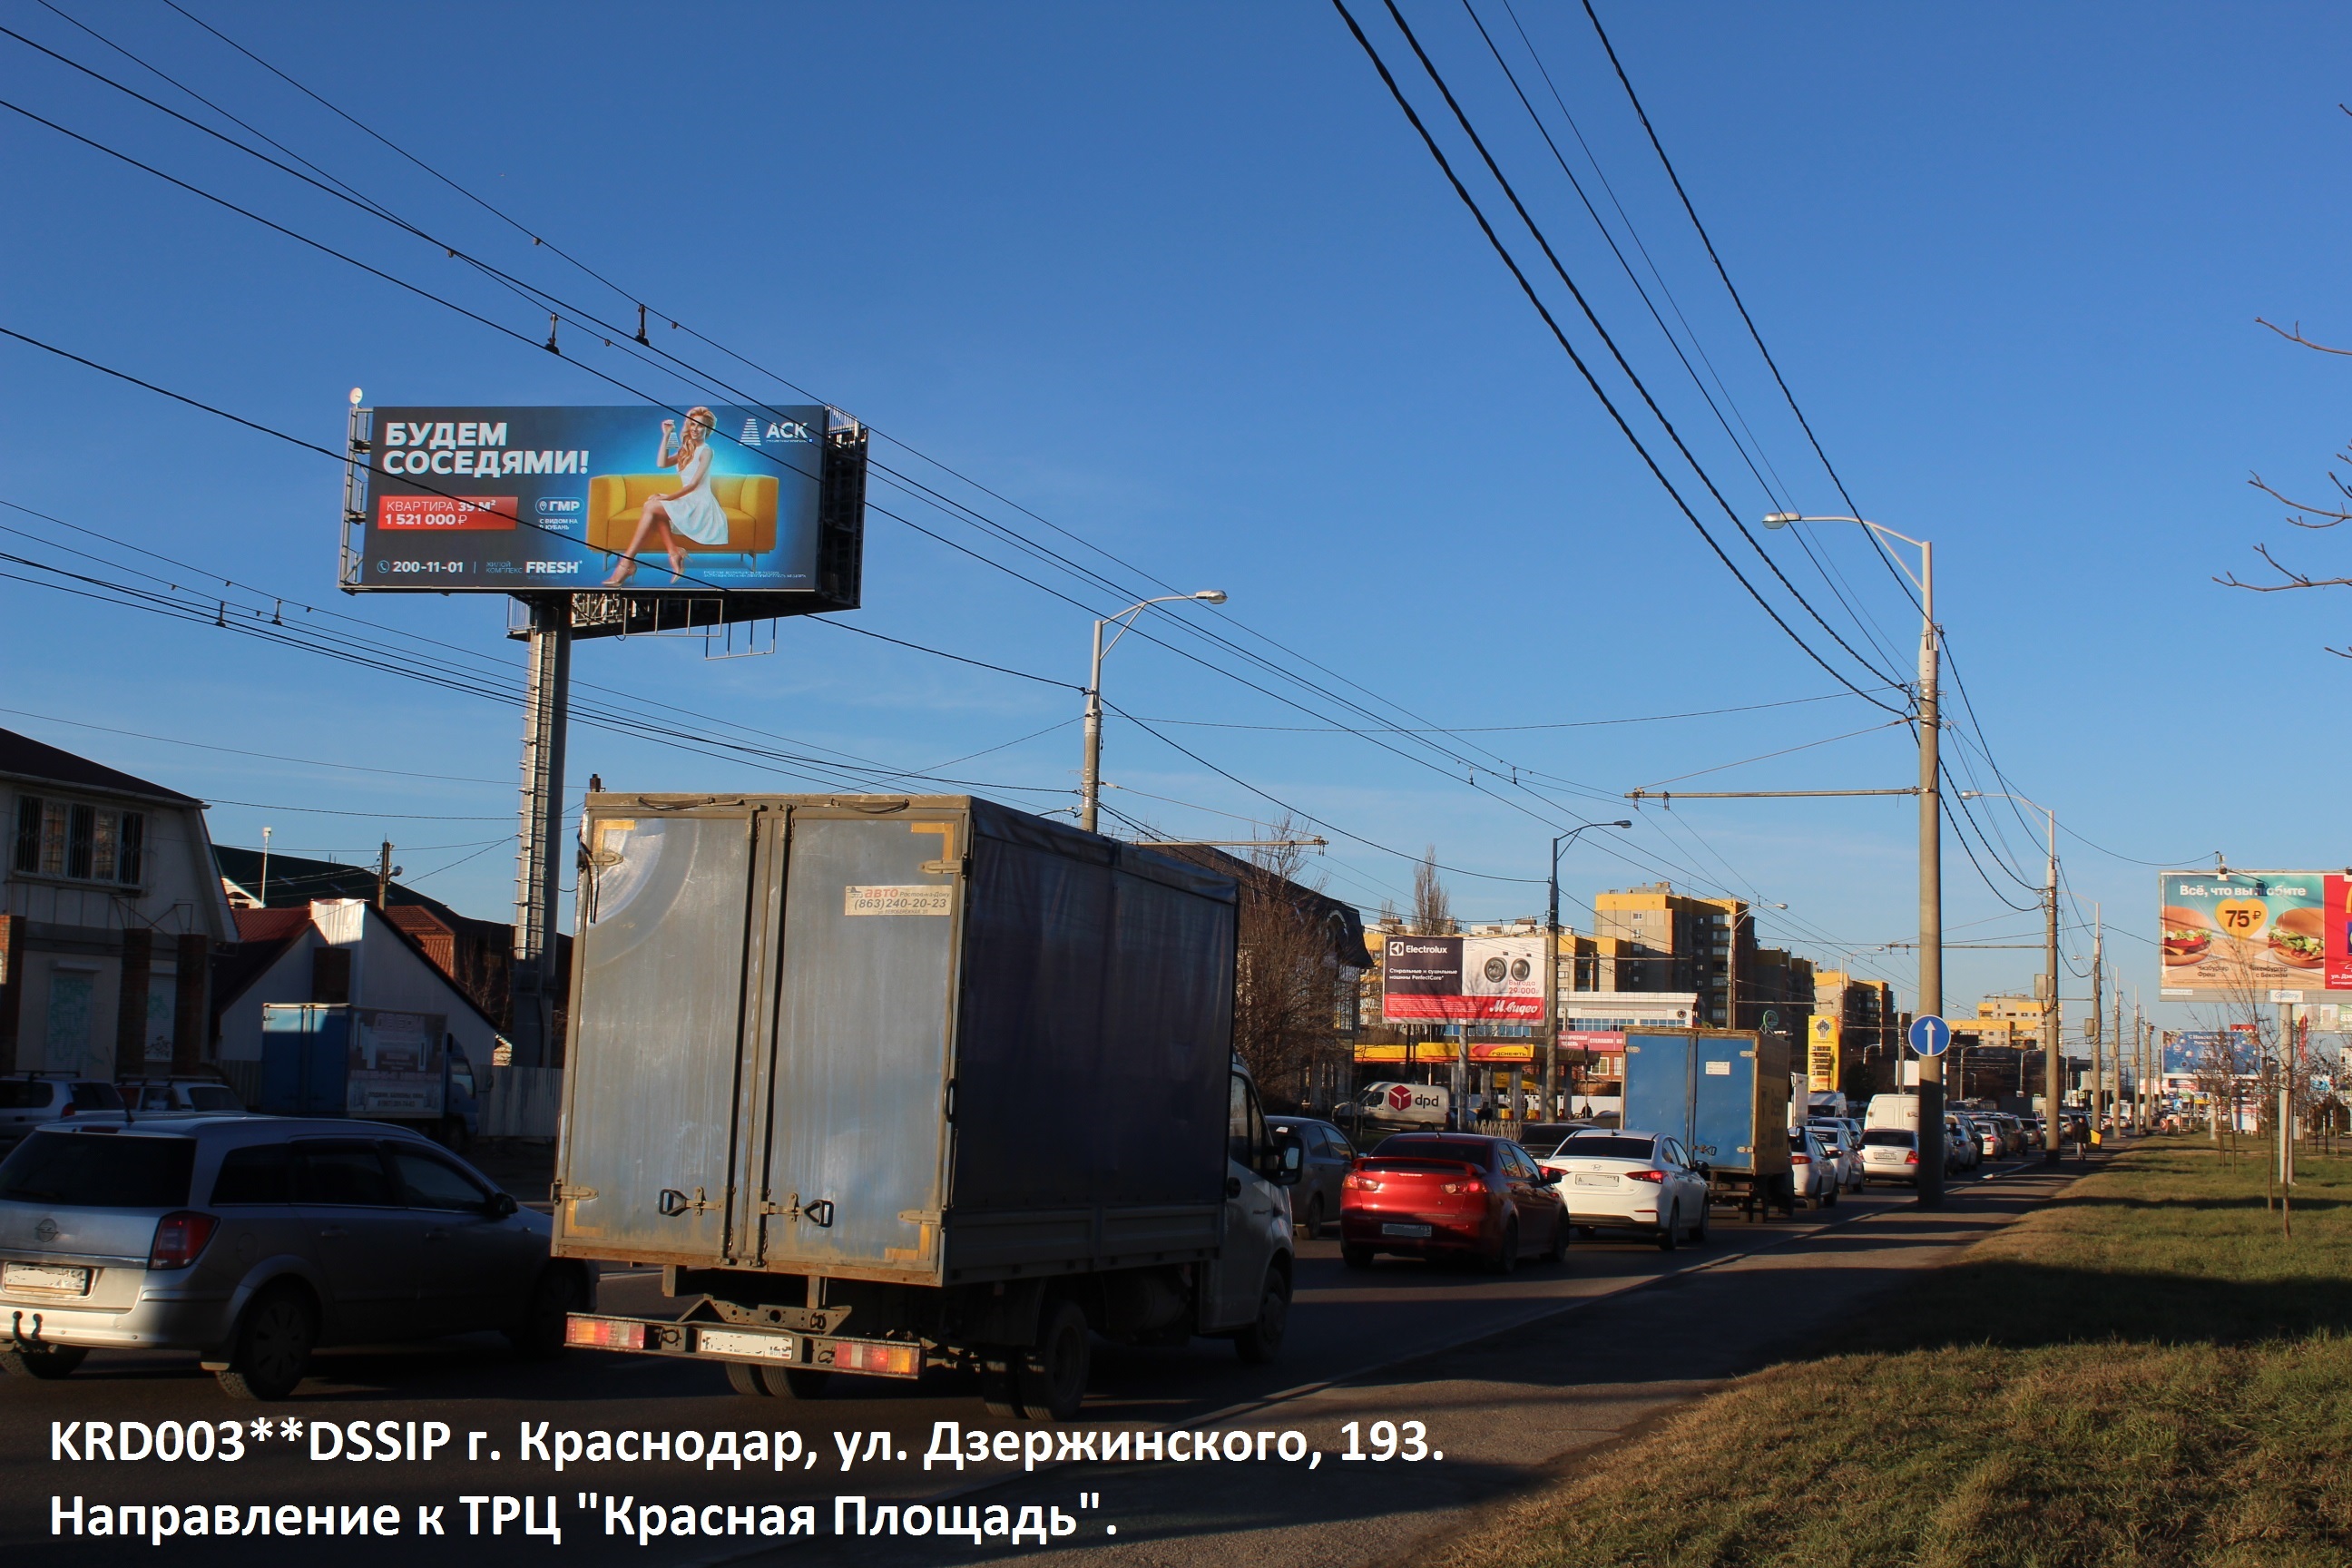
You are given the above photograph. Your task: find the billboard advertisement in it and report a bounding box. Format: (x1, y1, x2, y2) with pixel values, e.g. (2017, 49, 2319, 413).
(1807, 1015, 1840, 1093)
(1380, 936, 1544, 1024)
(2158, 870, 2351, 995)
(2161, 1028, 2260, 1078)
(346, 405, 849, 599)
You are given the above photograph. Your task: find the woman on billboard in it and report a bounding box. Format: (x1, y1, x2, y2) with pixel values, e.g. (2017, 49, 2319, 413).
(602, 406, 728, 584)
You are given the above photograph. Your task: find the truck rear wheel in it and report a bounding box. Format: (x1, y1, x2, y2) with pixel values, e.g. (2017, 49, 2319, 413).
(1018, 1300, 1092, 1422)
(1231, 1274, 1289, 1365)
(727, 1362, 832, 1399)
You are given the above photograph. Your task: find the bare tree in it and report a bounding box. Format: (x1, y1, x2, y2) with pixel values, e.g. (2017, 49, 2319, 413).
(1229, 819, 1348, 1107)
(2218, 318, 2352, 651)
(1412, 848, 1454, 936)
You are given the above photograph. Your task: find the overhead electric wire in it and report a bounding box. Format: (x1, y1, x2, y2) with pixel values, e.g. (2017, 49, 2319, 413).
(1357, 0, 1909, 702)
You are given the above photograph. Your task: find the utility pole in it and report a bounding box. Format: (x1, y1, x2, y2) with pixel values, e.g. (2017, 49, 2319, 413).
(259, 825, 271, 907)
(1544, 857, 1562, 1125)
(1079, 591, 1227, 835)
(1914, 541, 1945, 1207)
(510, 594, 572, 1070)
(376, 840, 394, 911)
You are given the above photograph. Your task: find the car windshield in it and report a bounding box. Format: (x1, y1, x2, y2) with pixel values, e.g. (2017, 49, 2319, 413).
(1554, 1135, 1656, 1161)
(0, 1132, 195, 1207)
(0, 1082, 54, 1109)
(1370, 1138, 1491, 1166)
(1861, 1128, 1916, 1148)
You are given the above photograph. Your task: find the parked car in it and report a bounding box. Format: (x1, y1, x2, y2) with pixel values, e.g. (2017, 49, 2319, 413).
(1974, 1117, 2004, 1161)
(1789, 1127, 1840, 1209)
(1534, 1130, 1709, 1250)
(1340, 1132, 1566, 1271)
(1859, 1125, 1921, 1185)
(0, 1117, 590, 1400)
(1945, 1115, 1980, 1172)
(1806, 1120, 1866, 1192)
(118, 1078, 247, 1117)
(0, 1075, 128, 1155)
(1267, 1116, 1355, 1239)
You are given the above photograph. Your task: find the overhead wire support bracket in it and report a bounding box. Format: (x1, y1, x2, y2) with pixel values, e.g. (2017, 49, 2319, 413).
(1626, 788, 1923, 805)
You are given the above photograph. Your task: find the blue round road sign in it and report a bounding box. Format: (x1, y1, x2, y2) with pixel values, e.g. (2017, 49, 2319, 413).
(1908, 1014, 1952, 1057)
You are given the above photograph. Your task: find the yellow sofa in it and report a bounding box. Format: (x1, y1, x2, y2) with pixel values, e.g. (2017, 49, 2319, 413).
(585, 472, 779, 562)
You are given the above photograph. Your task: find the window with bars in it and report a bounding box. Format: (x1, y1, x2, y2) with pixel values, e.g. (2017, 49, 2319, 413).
(10, 797, 145, 885)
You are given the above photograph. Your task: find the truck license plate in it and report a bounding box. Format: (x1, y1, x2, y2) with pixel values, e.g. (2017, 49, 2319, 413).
(696, 1328, 796, 1361)
(4, 1261, 90, 1294)
(1380, 1222, 1433, 1239)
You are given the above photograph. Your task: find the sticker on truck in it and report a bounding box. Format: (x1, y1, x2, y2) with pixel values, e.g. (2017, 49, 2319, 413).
(843, 885, 953, 916)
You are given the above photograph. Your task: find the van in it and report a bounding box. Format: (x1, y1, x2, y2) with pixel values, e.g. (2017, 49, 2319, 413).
(1866, 1093, 1923, 1131)
(1357, 1081, 1449, 1129)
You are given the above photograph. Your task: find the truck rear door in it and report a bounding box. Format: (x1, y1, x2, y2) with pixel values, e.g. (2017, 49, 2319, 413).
(1690, 1041, 1759, 1171)
(748, 808, 957, 1280)
(1622, 1033, 1693, 1142)
(555, 808, 760, 1265)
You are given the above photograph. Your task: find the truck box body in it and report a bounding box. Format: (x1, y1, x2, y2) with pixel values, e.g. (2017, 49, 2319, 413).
(552, 794, 1239, 1290)
(1619, 1030, 1791, 1180)
(260, 1004, 447, 1120)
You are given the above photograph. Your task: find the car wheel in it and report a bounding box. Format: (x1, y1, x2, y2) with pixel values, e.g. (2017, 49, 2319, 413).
(1655, 1203, 1679, 1251)
(1, 1342, 87, 1380)
(507, 1265, 587, 1359)
(216, 1285, 318, 1402)
(1823, 1183, 1839, 1209)
(1487, 1219, 1520, 1275)
(1022, 1300, 1093, 1418)
(1232, 1274, 1290, 1366)
(1690, 1206, 1709, 1245)
(1341, 1244, 1374, 1269)
(1302, 1193, 1327, 1240)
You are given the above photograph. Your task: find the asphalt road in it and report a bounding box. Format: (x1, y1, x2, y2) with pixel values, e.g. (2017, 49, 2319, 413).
(0, 1152, 2074, 1564)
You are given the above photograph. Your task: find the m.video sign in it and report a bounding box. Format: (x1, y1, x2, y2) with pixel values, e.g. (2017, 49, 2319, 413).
(342, 404, 863, 613)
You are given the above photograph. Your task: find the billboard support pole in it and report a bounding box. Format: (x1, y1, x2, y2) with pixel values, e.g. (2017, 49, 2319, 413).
(510, 594, 572, 1070)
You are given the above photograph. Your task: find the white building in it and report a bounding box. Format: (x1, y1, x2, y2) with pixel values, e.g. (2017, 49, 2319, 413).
(0, 728, 236, 1077)
(213, 899, 503, 1072)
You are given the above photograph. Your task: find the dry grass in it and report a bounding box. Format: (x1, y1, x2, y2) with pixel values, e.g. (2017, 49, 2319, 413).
(1424, 1140, 2352, 1568)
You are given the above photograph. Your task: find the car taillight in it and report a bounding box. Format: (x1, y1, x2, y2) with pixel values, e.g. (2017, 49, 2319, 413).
(1792, 1154, 1811, 1165)
(1624, 1169, 1665, 1184)
(1442, 1179, 1485, 1195)
(1905, 1152, 1919, 1165)
(1343, 1172, 1381, 1191)
(58, 1103, 75, 1118)
(148, 1211, 217, 1270)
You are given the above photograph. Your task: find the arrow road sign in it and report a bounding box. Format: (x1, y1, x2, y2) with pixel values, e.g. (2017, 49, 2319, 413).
(1908, 1014, 1952, 1057)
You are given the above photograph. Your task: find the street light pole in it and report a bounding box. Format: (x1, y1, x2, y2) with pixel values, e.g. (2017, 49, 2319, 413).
(1079, 591, 1227, 834)
(1959, 789, 2063, 1164)
(1546, 820, 1630, 1122)
(1767, 514, 1941, 1204)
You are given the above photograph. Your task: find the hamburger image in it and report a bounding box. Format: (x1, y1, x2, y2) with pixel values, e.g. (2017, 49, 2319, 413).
(2161, 906, 2212, 966)
(2269, 906, 2326, 969)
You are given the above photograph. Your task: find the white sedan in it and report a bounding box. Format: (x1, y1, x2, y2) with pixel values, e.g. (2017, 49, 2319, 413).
(1534, 1131, 1710, 1250)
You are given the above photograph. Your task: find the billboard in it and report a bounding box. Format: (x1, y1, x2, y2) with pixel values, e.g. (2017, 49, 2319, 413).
(1380, 936, 1544, 1024)
(1807, 1015, 1840, 1093)
(2161, 1028, 2259, 1077)
(2158, 870, 2352, 995)
(342, 405, 863, 615)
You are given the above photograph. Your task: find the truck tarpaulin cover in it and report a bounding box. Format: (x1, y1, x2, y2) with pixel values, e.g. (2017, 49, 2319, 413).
(1381, 935, 1544, 1023)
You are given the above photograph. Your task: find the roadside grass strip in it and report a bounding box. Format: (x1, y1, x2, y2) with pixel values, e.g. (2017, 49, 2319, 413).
(1421, 1140, 2352, 1568)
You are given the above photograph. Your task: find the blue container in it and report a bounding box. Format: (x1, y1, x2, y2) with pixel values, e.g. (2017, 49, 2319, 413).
(260, 1004, 349, 1117)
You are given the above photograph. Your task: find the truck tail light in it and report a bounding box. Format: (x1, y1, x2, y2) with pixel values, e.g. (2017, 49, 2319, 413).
(829, 1339, 922, 1377)
(1623, 1170, 1665, 1184)
(566, 1316, 645, 1351)
(148, 1211, 217, 1270)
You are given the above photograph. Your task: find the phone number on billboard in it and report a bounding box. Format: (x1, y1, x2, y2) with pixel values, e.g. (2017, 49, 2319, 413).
(377, 561, 465, 574)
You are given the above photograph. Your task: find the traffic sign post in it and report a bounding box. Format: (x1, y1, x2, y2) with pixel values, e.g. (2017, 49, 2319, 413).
(1909, 1014, 1951, 1058)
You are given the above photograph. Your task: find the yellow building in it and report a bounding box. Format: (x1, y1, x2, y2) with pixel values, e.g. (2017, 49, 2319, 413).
(1966, 992, 2056, 1047)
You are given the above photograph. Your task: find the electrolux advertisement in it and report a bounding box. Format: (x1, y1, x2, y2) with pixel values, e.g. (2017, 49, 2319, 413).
(350, 405, 828, 593)
(2157, 870, 2350, 995)
(1380, 935, 1544, 1023)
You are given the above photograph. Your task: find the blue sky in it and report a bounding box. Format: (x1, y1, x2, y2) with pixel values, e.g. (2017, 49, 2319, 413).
(5, 1, 2350, 1029)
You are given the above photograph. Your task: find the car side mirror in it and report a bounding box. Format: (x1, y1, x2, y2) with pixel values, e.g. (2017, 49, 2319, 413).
(1261, 1128, 1304, 1187)
(487, 1191, 519, 1219)
(1692, 1161, 1711, 1178)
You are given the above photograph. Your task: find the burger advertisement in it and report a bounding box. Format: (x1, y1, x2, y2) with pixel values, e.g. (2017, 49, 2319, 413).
(2158, 871, 2352, 994)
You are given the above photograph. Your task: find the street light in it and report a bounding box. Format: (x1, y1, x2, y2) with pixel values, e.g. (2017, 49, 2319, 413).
(1542, 820, 1632, 1122)
(1763, 512, 1944, 1205)
(1080, 592, 1226, 833)
(1959, 789, 2066, 1163)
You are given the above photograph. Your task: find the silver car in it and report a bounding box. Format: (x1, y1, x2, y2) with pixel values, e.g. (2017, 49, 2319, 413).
(0, 1075, 129, 1154)
(0, 1117, 591, 1400)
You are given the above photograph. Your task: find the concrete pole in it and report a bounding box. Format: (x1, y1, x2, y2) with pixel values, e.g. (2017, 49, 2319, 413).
(510, 595, 571, 1070)
(1079, 616, 1105, 834)
(1915, 542, 1945, 1207)
(1544, 843, 1562, 1122)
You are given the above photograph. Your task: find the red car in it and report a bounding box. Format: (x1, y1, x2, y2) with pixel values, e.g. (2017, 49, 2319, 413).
(1338, 1132, 1567, 1272)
